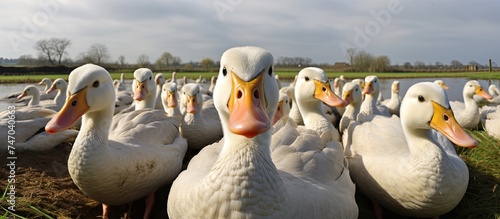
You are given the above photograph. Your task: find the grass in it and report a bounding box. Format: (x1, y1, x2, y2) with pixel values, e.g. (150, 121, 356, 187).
(2, 70, 500, 83)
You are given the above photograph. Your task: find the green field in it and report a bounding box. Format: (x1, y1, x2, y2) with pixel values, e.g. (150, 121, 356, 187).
(2, 70, 500, 83)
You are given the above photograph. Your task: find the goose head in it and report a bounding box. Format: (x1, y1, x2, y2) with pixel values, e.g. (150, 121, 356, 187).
(46, 64, 115, 133)
(362, 75, 380, 96)
(401, 82, 477, 148)
(488, 84, 499, 96)
(295, 67, 346, 108)
(392, 81, 400, 94)
(272, 89, 291, 125)
(39, 78, 52, 90)
(434, 80, 449, 90)
(162, 82, 178, 108)
(46, 78, 67, 94)
(155, 73, 166, 87)
(342, 82, 362, 107)
(17, 85, 40, 100)
(112, 80, 122, 92)
(181, 83, 203, 114)
(213, 46, 278, 139)
(132, 68, 157, 110)
(463, 80, 492, 100)
(333, 77, 346, 95)
(132, 68, 156, 101)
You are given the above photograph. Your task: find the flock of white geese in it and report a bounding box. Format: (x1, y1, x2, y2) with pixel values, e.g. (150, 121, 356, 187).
(1, 46, 499, 219)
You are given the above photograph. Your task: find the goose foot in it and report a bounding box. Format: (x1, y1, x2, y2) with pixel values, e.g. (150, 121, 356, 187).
(373, 202, 383, 219)
(143, 192, 155, 219)
(102, 203, 110, 219)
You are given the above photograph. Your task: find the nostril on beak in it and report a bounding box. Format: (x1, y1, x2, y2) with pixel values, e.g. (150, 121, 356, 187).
(253, 90, 259, 99)
(237, 90, 243, 99)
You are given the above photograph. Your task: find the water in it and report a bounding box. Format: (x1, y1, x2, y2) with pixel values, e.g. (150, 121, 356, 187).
(1, 78, 499, 112)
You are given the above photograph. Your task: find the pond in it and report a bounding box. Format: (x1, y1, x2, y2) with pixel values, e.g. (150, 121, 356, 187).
(1, 78, 499, 112)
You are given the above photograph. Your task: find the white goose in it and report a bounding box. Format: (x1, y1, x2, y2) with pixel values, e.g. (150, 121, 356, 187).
(489, 84, 500, 97)
(481, 105, 500, 140)
(434, 79, 450, 90)
(154, 73, 166, 110)
(287, 75, 304, 126)
(271, 88, 296, 134)
(381, 80, 402, 116)
(208, 76, 217, 95)
(359, 75, 390, 117)
(0, 107, 78, 152)
(339, 82, 362, 134)
(167, 46, 358, 219)
(16, 85, 61, 111)
(294, 67, 346, 142)
(343, 82, 477, 218)
(131, 68, 157, 111)
(486, 84, 500, 105)
(450, 80, 492, 129)
(46, 78, 68, 109)
(179, 83, 223, 149)
(45, 64, 187, 219)
(161, 82, 181, 118)
(113, 79, 133, 113)
(38, 77, 58, 100)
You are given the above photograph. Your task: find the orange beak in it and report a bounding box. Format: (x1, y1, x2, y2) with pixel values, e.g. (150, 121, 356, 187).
(228, 71, 270, 138)
(166, 91, 177, 108)
(362, 82, 373, 95)
(46, 87, 89, 134)
(17, 90, 27, 99)
(475, 86, 493, 100)
(185, 95, 197, 114)
(342, 89, 354, 106)
(133, 79, 148, 101)
(314, 79, 346, 107)
(429, 101, 477, 148)
(46, 83, 57, 94)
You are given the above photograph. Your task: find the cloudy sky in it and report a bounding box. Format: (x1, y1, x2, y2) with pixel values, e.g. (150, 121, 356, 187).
(2, 0, 499, 66)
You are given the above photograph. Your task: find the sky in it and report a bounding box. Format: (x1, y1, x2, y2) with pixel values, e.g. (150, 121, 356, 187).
(2, 0, 500, 66)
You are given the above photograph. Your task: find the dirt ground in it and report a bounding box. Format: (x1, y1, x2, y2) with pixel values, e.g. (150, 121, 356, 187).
(0, 138, 176, 219)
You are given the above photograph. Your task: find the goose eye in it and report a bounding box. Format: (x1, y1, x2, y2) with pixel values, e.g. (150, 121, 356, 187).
(149, 76, 152, 80)
(268, 67, 273, 76)
(222, 67, 227, 76)
(305, 76, 310, 81)
(418, 95, 425, 102)
(93, 80, 99, 88)
(355, 88, 358, 92)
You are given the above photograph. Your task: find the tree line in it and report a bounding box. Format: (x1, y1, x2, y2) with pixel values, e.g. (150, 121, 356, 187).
(15, 37, 218, 71)
(9, 37, 494, 72)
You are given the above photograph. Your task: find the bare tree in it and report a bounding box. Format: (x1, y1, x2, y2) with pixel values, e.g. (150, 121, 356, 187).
(371, 55, 391, 72)
(118, 55, 126, 66)
(137, 54, 150, 67)
(155, 52, 182, 69)
(450, 60, 463, 69)
(200, 58, 215, 71)
(87, 43, 111, 65)
(346, 48, 357, 65)
(156, 52, 173, 69)
(351, 50, 374, 71)
(18, 54, 36, 66)
(34, 39, 55, 65)
(34, 38, 71, 65)
(51, 38, 71, 65)
(414, 61, 426, 70)
(403, 62, 412, 69)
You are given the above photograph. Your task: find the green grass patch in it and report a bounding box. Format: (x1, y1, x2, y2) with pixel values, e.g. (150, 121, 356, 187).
(2, 70, 500, 83)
